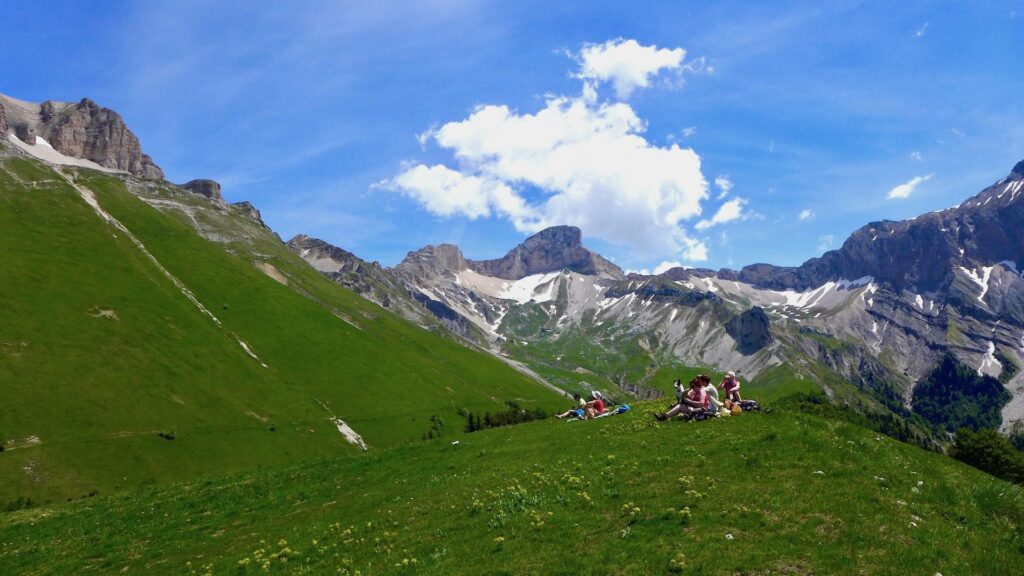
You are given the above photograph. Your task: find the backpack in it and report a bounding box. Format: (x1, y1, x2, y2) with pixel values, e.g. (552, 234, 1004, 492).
(739, 400, 761, 411)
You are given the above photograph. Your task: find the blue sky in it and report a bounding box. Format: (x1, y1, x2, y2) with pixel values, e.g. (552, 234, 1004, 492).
(2, 1, 1022, 272)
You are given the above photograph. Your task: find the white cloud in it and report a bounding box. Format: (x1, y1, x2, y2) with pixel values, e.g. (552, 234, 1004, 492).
(886, 174, 933, 200)
(714, 175, 732, 199)
(695, 198, 746, 230)
(915, 22, 929, 37)
(798, 209, 814, 221)
(388, 98, 710, 261)
(681, 126, 697, 139)
(385, 39, 717, 263)
(653, 260, 684, 275)
(817, 234, 834, 253)
(910, 151, 923, 161)
(575, 38, 686, 99)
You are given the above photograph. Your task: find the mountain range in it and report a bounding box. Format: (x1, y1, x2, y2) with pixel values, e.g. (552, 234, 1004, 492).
(290, 160, 1024, 437)
(2, 91, 1022, 499)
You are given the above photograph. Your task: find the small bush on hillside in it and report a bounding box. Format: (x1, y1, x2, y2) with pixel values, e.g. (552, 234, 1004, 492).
(1008, 422, 1024, 452)
(951, 428, 1024, 484)
(464, 401, 548, 433)
(422, 414, 445, 440)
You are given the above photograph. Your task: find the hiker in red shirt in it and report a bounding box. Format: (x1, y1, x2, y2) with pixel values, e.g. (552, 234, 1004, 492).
(654, 378, 706, 421)
(584, 391, 605, 419)
(720, 371, 742, 403)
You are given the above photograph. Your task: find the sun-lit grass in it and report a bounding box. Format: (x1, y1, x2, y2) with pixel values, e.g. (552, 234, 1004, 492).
(0, 156, 563, 506)
(2, 406, 1021, 575)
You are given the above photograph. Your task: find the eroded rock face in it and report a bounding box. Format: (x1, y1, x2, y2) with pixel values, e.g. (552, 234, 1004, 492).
(725, 307, 773, 355)
(182, 179, 222, 201)
(468, 226, 624, 280)
(0, 104, 6, 135)
(0, 94, 164, 179)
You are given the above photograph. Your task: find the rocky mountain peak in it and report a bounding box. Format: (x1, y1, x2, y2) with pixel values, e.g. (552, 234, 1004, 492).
(467, 225, 624, 280)
(722, 157, 1024, 294)
(0, 92, 163, 179)
(396, 244, 468, 276)
(1013, 158, 1024, 177)
(287, 234, 381, 275)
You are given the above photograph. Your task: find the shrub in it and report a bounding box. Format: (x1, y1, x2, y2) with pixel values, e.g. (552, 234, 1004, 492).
(951, 428, 1024, 484)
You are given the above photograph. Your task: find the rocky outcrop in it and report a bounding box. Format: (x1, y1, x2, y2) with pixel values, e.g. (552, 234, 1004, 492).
(725, 307, 773, 355)
(288, 234, 382, 276)
(0, 93, 163, 179)
(182, 179, 222, 201)
(0, 104, 6, 135)
(468, 226, 624, 280)
(395, 244, 468, 278)
(231, 201, 268, 228)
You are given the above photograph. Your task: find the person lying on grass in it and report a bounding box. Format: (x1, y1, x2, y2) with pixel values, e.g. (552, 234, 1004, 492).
(556, 394, 586, 419)
(584, 390, 605, 418)
(653, 378, 707, 421)
(720, 371, 742, 403)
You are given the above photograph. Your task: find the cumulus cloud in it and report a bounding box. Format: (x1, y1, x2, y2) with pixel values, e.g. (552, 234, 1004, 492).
(384, 39, 721, 262)
(886, 174, 933, 199)
(695, 198, 746, 230)
(798, 209, 814, 221)
(714, 175, 732, 199)
(653, 260, 684, 275)
(910, 151, 923, 161)
(575, 38, 686, 100)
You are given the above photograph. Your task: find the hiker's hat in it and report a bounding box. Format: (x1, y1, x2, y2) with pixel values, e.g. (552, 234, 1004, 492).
(592, 390, 602, 399)
(726, 371, 736, 378)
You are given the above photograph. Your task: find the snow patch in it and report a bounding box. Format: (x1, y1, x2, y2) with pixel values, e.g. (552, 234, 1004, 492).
(773, 277, 869, 310)
(7, 134, 125, 173)
(978, 341, 1002, 377)
(498, 272, 561, 304)
(960, 266, 994, 304)
(333, 418, 368, 450)
(837, 276, 873, 289)
(914, 294, 924, 309)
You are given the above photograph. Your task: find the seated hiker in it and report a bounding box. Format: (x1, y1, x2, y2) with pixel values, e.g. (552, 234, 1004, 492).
(556, 394, 586, 419)
(584, 391, 605, 418)
(654, 378, 707, 421)
(720, 371, 743, 403)
(699, 374, 723, 413)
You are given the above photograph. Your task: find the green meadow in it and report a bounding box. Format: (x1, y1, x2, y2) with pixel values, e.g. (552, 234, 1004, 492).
(1, 405, 1021, 575)
(0, 154, 562, 507)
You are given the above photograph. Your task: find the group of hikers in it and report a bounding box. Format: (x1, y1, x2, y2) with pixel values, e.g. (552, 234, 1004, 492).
(653, 371, 752, 421)
(556, 371, 757, 422)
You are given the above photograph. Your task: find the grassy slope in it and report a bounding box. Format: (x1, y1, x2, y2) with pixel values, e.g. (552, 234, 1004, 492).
(1, 406, 1021, 575)
(0, 156, 563, 506)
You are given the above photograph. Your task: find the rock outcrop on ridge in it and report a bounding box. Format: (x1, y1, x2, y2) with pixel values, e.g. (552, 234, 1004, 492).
(0, 93, 163, 179)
